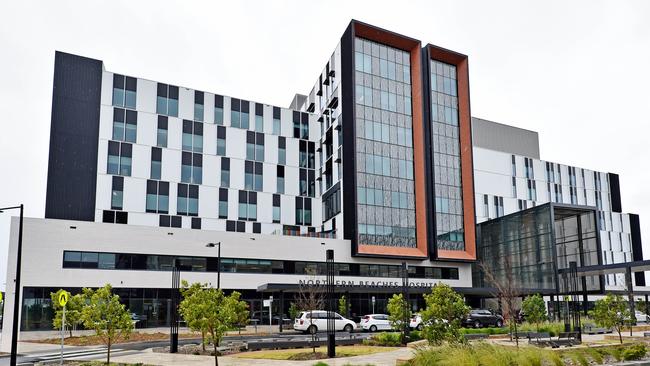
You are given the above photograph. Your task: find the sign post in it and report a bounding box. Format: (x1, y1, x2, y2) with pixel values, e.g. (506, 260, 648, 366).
(58, 291, 70, 365)
(371, 296, 376, 314)
(264, 297, 273, 334)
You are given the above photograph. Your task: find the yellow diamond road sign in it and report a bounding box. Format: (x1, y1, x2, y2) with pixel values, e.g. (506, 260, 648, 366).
(58, 292, 69, 307)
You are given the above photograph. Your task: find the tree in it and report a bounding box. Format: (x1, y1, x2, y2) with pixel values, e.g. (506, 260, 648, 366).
(50, 289, 84, 337)
(521, 294, 547, 331)
(338, 295, 349, 317)
(80, 284, 133, 364)
(233, 295, 250, 336)
(589, 293, 631, 344)
(288, 302, 300, 322)
(179, 282, 247, 366)
(420, 284, 470, 346)
(295, 278, 325, 353)
(480, 256, 521, 347)
(179, 281, 208, 351)
(387, 293, 410, 342)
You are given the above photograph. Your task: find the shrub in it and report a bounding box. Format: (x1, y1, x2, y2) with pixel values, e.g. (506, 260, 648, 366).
(312, 362, 329, 366)
(407, 330, 422, 342)
(584, 347, 604, 364)
(622, 343, 647, 360)
(362, 332, 402, 347)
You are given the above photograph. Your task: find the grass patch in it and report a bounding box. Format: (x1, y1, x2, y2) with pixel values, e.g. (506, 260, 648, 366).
(62, 362, 152, 366)
(29, 332, 198, 346)
(234, 345, 398, 360)
(409, 342, 649, 366)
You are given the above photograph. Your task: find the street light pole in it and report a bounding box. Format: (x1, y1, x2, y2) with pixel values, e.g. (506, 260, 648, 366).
(206, 242, 221, 289)
(1, 204, 24, 366)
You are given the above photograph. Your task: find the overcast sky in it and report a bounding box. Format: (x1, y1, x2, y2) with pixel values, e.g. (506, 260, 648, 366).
(0, 0, 649, 290)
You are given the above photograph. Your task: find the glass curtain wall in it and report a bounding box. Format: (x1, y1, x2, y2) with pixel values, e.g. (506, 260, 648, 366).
(354, 37, 416, 248)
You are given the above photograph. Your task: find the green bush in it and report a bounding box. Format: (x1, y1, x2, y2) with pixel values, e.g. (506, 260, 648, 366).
(518, 321, 566, 336)
(312, 362, 329, 366)
(362, 332, 402, 347)
(622, 343, 647, 360)
(407, 330, 422, 342)
(459, 327, 509, 335)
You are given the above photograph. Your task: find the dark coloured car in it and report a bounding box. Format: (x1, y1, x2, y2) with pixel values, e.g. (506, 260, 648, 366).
(462, 309, 504, 328)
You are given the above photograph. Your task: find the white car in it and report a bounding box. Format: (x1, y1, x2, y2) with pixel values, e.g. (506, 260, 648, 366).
(361, 314, 392, 332)
(293, 310, 356, 334)
(635, 310, 649, 323)
(409, 314, 423, 330)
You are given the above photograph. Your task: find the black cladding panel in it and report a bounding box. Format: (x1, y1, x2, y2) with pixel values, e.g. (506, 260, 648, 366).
(45, 52, 103, 221)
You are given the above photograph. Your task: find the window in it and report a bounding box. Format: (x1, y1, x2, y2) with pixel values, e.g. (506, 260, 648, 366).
(177, 184, 198, 216)
(494, 196, 504, 218)
(238, 191, 257, 221)
(214, 95, 224, 125)
(159, 215, 182, 228)
(483, 195, 489, 217)
(107, 141, 132, 176)
(524, 157, 534, 179)
(255, 103, 264, 132)
(278, 137, 286, 165)
(295, 197, 312, 226)
(299, 168, 315, 197)
(276, 165, 285, 194)
(272, 194, 281, 223)
(518, 199, 528, 210)
(194, 91, 204, 122)
(527, 179, 536, 200)
(299, 141, 315, 168)
(151, 147, 162, 180)
(218, 188, 228, 219)
(511, 177, 517, 197)
(216, 126, 226, 156)
(230, 98, 249, 129)
(226, 220, 246, 233)
(102, 210, 128, 224)
(157, 116, 168, 147)
(322, 186, 341, 222)
(293, 111, 301, 138)
(300, 112, 309, 139)
(253, 222, 261, 234)
(245, 161, 263, 191)
(146, 180, 169, 213)
(246, 132, 265, 161)
(111, 176, 123, 210)
(182, 120, 203, 152)
(112, 74, 136, 109)
(272, 107, 281, 135)
(221, 157, 230, 187)
(191, 217, 201, 229)
(156, 83, 178, 117)
(181, 152, 202, 184)
(511, 155, 516, 176)
(112, 108, 137, 143)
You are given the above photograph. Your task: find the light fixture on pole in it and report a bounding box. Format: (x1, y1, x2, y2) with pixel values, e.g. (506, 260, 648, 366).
(206, 242, 221, 289)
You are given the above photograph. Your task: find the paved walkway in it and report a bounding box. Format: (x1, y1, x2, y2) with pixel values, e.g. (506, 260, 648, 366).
(111, 347, 414, 366)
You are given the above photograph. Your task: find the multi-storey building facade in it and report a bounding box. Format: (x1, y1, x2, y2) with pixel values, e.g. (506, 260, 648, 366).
(1, 20, 644, 349)
(472, 117, 644, 289)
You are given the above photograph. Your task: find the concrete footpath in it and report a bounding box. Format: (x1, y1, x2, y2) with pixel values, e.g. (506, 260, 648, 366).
(111, 347, 415, 366)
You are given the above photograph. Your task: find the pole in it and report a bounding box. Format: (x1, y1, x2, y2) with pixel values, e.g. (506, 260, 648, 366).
(170, 267, 179, 353)
(10, 204, 23, 366)
(326, 249, 335, 358)
(60, 305, 65, 365)
(402, 262, 410, 340)
(217, 243, 221, 289)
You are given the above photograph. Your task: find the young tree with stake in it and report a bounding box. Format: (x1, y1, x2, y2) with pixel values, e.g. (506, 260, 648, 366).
(80, 284, 133, 364)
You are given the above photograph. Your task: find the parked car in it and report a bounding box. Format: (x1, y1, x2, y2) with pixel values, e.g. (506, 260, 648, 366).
(462, 309, 504, 328)
(634, 310, 649, 323)
(409, 314, 424, 331)
(293, 310, 356, 334)
(361, 314, 392, 332)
